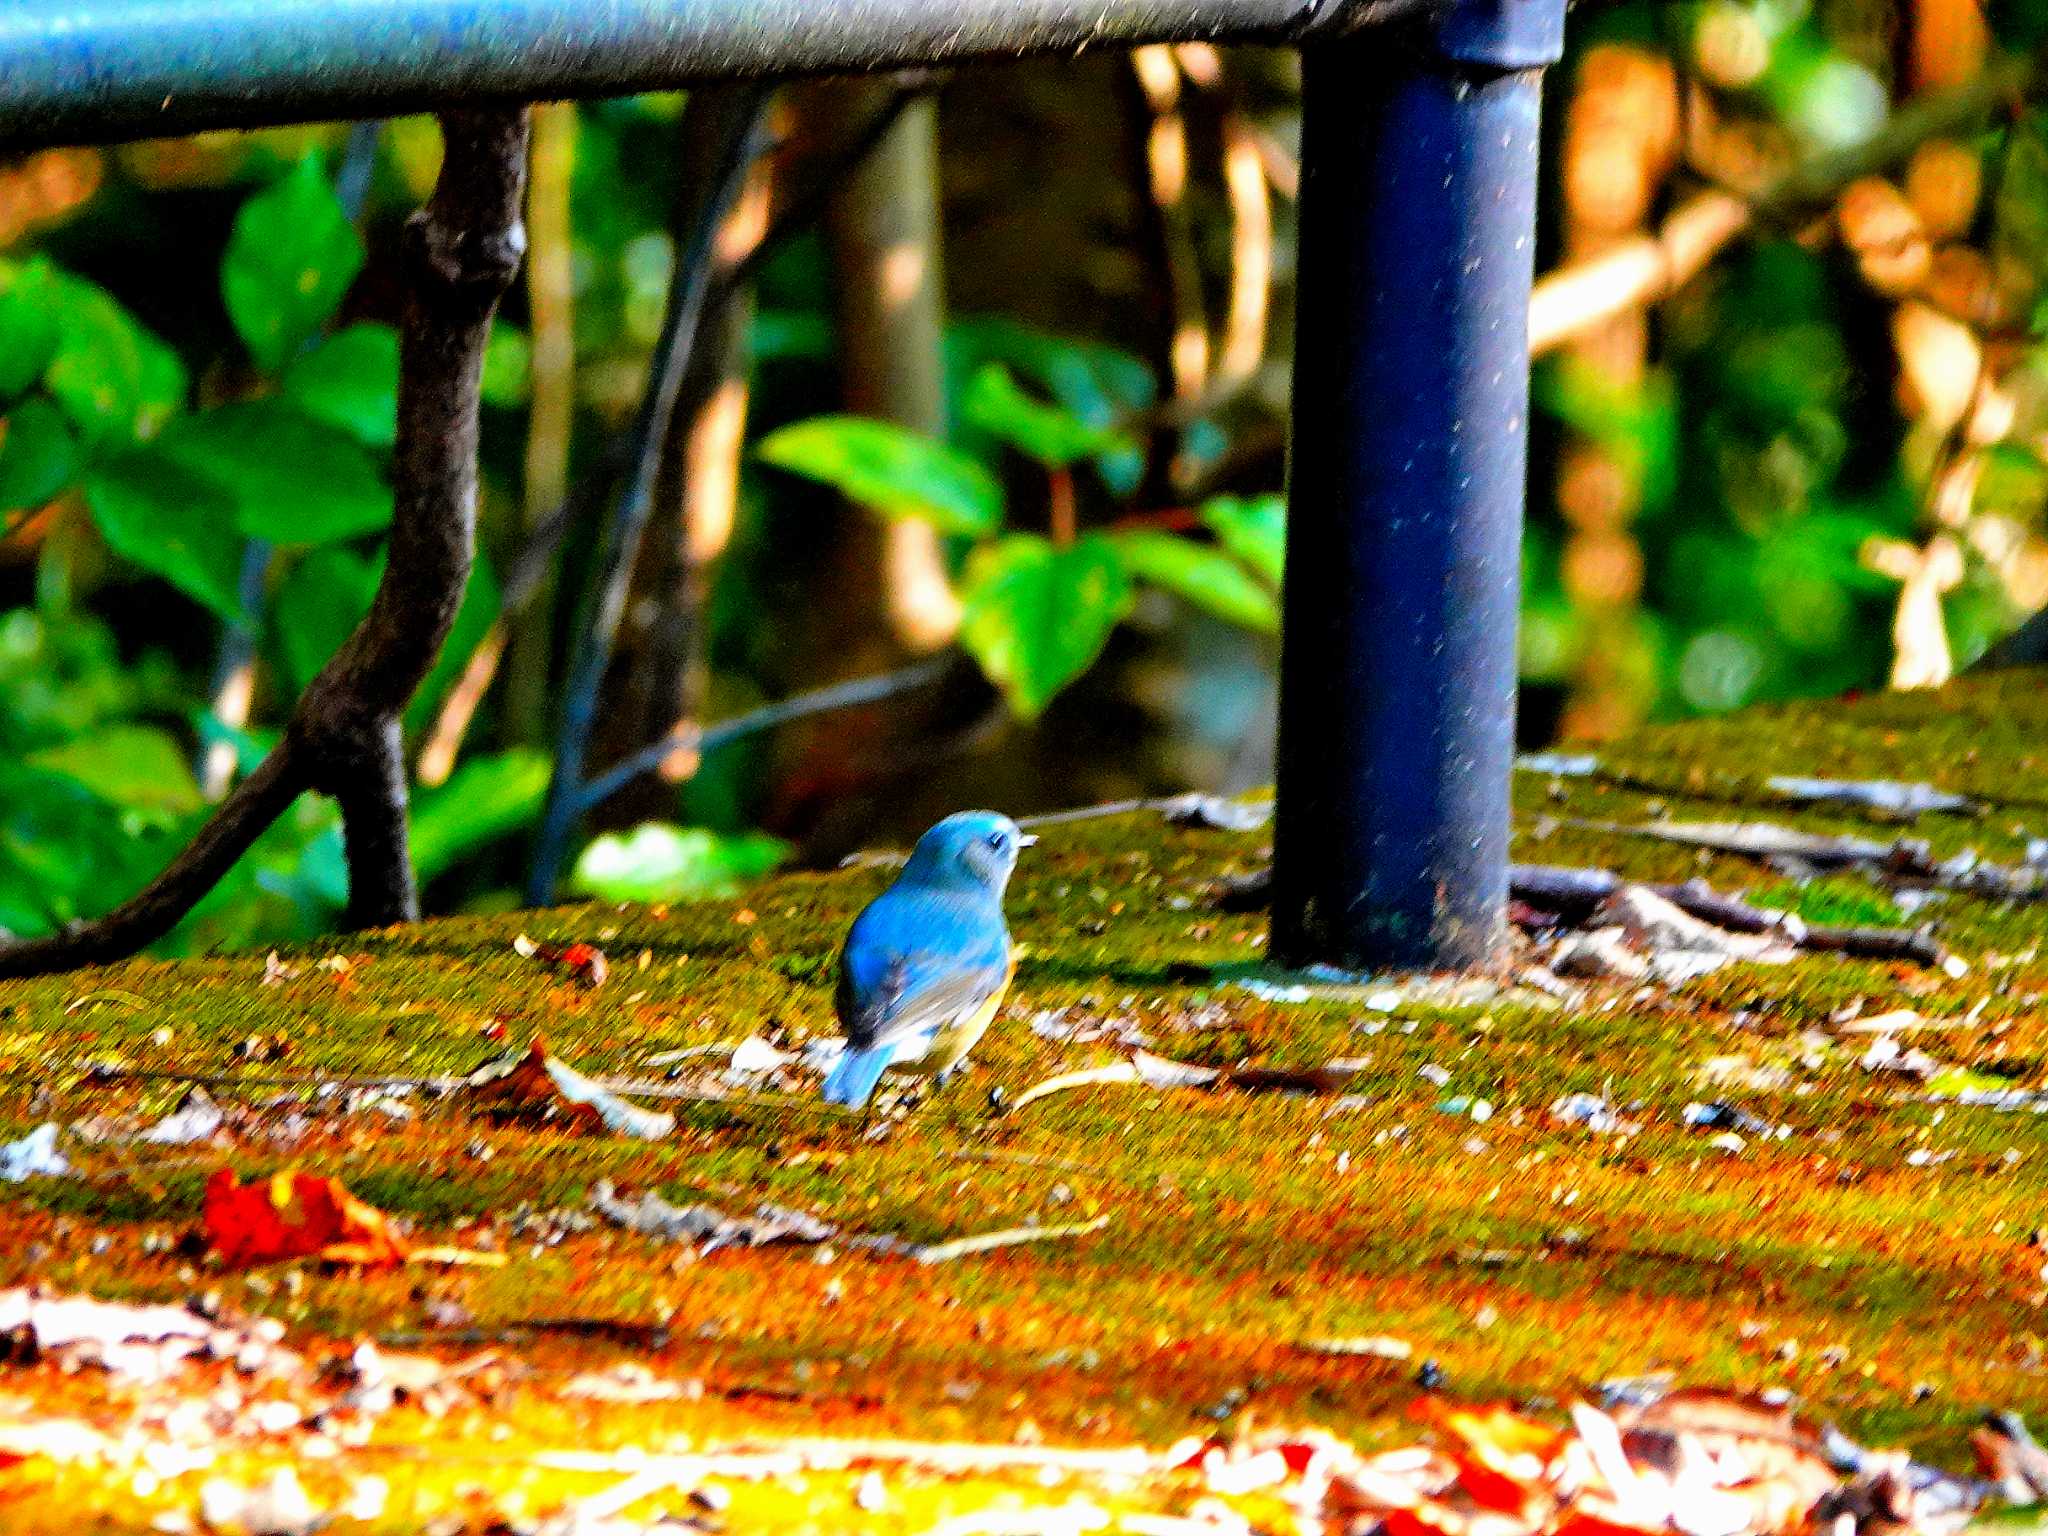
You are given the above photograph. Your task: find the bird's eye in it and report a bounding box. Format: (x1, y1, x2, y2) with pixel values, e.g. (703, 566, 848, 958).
(986, 831, 1006, 850)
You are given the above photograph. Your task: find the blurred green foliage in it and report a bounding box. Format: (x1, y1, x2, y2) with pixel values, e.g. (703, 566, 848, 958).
(758, 376, 1281, 716)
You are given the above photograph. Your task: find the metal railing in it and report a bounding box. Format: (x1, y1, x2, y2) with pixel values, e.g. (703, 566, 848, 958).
(1, 0, 1570, 974)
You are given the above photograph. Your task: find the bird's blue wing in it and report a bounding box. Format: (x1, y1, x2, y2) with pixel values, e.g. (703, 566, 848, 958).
(836, 887, 1009, 1053)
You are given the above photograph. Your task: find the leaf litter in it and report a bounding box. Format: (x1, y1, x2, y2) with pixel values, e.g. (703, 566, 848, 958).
(460, 1038, 676, 1139)
(588, 1176, 1112, 1265)
(0, 1123, 69, 1181)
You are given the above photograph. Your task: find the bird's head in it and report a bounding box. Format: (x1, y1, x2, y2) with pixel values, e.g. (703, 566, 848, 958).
(903, 810, 1035, 895)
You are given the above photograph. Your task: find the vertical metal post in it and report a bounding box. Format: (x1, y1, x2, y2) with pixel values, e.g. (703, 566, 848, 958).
(1274, 0, 1565, 972)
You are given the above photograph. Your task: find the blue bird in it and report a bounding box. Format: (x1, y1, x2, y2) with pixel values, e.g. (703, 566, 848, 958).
(822, 811, 1033, 1109)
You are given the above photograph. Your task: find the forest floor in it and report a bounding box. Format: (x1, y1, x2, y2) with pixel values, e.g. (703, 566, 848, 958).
(5, 673, 2048, 1533)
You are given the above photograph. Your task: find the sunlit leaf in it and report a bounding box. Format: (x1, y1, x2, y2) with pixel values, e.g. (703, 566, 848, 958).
(25, 722, 202, 817)
(757, 415, 1001, 536)
(221, 155, 365, 372)
(960, 533, 1131, 718)
(42, 271, 185, 447)
(0, 399, 79, 513)
(961, 362, 1134, 468)
(410, 749, 550, 881)
(1112, 530, 1277, 632)
(204, 1168, 410, 1268)
(1198, 495, 1284, 588)
(0, 259, 63, 402)
(84, 451, 248, 620)
(153, 401, 393, 544)
(283, 323, 398, 447)
(571, 822, 791, 903)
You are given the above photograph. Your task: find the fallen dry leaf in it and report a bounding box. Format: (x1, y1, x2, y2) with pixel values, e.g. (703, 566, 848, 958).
(204, 1169, 413, 1269)
(203, 1171, 504, 1272)
(512, 933, 608, 987)
(460, 1039, 674, 1139)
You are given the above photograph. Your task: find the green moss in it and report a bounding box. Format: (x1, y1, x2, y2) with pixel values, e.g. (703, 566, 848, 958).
(5, 673, 2048, 1530)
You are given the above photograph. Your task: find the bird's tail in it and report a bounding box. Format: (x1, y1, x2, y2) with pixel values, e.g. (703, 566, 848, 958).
(822, 1043, 898, 1108)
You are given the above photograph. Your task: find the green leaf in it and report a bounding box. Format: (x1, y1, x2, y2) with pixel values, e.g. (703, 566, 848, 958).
(85, 451, 249, 620)
(1925, 1065, 2023, 1100)
(153, 401, 393, 544)
(273, 546, 377, 693)
(0, 260, 63, 402)
(1199, 495, 1284, 588)
(26, 723, 202, 816)
(947, 318, 1156, 422)
(571, 823, 791, 903)
(272, 545, 498, 730)
(1113, 530, 1278, 633)
(948, 319, 1154, 493)
(757, 415, 1001, 536)
(42, 272, 186, 447)
(410, 749, 550, 881)
(0, 399, 79, 513)
(0, 761, 185, 935)
(283, 323, 398, 447)
(481, 322, 531, 407)
(960, 533, 1131, 719)
(221, 155, 366, 371)
(961, 362, 1134, 468)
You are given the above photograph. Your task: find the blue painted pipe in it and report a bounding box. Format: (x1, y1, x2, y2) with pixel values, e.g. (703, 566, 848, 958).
(0, 0, 1433, 150)
(1272, 0, 1564, 972)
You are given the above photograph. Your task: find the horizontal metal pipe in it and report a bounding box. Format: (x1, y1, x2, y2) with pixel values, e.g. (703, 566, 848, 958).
(0, 0, 1429, 150)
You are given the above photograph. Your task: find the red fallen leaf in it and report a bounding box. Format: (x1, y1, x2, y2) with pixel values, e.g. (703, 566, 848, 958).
(513, 934, 608, 987)
(1552, 1505, 1668, 1536)
(1382, 1495, 1477, 1536)
(1417, 1402, 1566, 1514)
(560, 942, 608, 986)
(203, 1169, 410, 1269)
(1278, 1441, 1319, 1475)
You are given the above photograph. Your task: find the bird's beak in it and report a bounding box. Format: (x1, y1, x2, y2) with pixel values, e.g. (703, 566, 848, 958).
(1017, 832, 1039, 847)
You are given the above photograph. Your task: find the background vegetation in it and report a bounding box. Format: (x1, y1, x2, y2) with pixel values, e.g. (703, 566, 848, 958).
(0, 0, 2038, 953)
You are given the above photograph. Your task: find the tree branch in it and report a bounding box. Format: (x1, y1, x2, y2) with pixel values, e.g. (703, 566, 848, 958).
(526, 85, 772, 905)
(575, 655, 954, 814)
(0, 748, 307, 976)
(435, 77, 931, 642)
(418, 80, 933, 791)
(1528, 53, 2032, 357)
(0, 108, 529, 980)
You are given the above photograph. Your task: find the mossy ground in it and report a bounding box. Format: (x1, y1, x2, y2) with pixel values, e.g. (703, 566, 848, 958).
(6, 673, 2048, 1531)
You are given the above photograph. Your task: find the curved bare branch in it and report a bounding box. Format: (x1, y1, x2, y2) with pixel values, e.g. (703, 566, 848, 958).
(0, 108, 530, 980)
